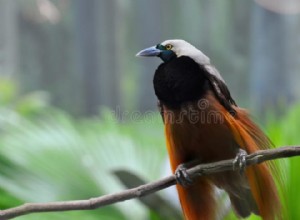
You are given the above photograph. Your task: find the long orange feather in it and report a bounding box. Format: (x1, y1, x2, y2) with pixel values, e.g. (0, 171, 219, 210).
(163, 91, 281, 220)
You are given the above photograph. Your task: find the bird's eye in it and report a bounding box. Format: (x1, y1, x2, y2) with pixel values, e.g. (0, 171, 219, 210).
(165, 44, 173, 50)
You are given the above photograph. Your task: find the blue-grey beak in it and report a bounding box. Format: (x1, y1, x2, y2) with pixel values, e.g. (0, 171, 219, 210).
(136, 46, 161, 57)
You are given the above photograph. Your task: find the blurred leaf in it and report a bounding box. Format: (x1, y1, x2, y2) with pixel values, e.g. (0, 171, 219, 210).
(114, 169, 182, 220)
(0, 78, 17, 105)
(15, 91, 51, 117)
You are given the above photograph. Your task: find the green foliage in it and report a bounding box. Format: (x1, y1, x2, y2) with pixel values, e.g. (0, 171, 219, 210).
(0, 82, 166, 219)
(0, 109, 167, 219)
(266, 104, 300, 220)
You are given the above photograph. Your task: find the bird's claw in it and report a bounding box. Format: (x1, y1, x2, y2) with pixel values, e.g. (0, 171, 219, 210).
(175, 164, 193, 187)
(233, 149, 247, 174)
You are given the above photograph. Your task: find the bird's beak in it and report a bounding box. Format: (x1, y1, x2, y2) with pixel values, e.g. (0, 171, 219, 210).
(136, 46, 161, 57)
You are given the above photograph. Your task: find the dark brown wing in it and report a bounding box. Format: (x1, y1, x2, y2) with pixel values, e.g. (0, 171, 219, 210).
(204, 72, 237, 117)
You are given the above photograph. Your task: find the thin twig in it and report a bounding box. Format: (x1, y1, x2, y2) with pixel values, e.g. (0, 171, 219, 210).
(1, 146, 300, 220)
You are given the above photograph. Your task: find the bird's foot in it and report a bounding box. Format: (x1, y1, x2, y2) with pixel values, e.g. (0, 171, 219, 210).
(175, 160, 201, 187)
(175, 164, 193, 187)
(233, 149, 247, 174)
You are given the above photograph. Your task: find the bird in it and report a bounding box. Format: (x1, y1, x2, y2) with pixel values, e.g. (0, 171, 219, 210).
(136, 39, 281, 220)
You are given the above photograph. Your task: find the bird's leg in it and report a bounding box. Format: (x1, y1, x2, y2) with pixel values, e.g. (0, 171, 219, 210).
(175, 160, 201, 187)
(233, 149, 247, 174)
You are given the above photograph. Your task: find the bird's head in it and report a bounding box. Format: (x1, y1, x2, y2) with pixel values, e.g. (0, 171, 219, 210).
(136, 39, 210, 65)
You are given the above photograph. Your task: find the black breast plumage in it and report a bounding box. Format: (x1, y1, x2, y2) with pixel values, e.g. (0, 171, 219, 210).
(153, 56, 209, 108)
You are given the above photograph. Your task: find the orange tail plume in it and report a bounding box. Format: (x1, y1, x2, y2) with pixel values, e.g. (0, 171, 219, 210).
(226, 108, 282, 220)
(164, 96, 281, 220)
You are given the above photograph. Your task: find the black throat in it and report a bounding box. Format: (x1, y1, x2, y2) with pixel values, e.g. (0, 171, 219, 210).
(153, 56, 209, 109)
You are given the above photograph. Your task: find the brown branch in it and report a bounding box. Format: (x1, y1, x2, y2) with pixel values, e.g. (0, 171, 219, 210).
(1, 146, 300, 220)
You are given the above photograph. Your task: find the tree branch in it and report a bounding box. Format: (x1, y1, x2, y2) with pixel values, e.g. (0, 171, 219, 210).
(1, 146, 300, 220)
